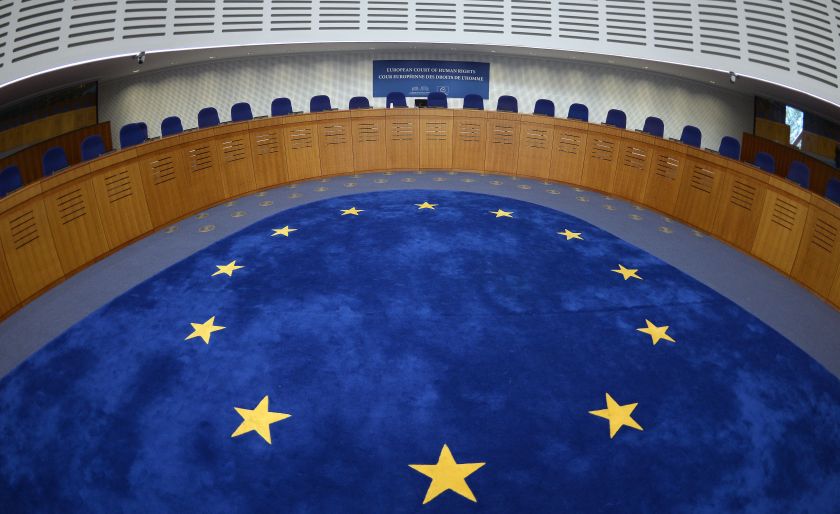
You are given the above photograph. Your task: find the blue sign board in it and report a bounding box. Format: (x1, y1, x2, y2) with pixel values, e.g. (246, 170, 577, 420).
(373, 60, 490, 99)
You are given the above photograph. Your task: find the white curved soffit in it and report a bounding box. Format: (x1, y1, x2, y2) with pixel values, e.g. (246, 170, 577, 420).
(0, 0, 838, 108)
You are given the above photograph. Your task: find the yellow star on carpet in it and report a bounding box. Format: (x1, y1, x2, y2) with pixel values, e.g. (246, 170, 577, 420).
(558, 229, 583, 241)
(409, 444, 485, 504)
(415, 202, 438, 210)
(185, 316, 225, 344)
(612, 264, 642, 280)
(212, 260, 244, 277)
(636, 319, 675, 345)
(231, 395, 291, 444)
(490, 209, 513, 218)
(341, 207, 364, 216)
(589, 392, 644, 439)
(271, 226, 297, 237)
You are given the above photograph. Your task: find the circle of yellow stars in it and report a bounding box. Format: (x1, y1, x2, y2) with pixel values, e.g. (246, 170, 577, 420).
(182, 197, 680, 504)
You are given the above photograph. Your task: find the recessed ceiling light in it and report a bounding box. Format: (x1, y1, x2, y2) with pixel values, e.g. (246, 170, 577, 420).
(209, 56, 214, 59)
(132, 69, 139, 73)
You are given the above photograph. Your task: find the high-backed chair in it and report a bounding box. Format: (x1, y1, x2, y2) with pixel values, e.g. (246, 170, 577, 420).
(231, 102, 253, 122)
(754, 152, 775, 173)
(349, 96, 370, 110)
(680, 125, 702, 148)
(271, 97, 293, 116)
(42, 147, 69, 177)
(826, 178, 840, 205)
(718, 136, 741, 160)
(428, 92, 448, 108)
(464, 94, 484, 110)
(198, 107, 221, 128)
(568, 103, 589, 122)
(642, 116, 664, 137)
(119, 123, 145, 148)
(787, 161, 810, 189)
(136, 122, 148, 140)
(0, 165, 22, 197)
(605, 109, 627, 129)
(534, 99, 555, 117)
(161, 116, 184, 136)
(81, 135, 106, 161)
(386, 92, 407, 108)
(310, 95, 332, 113)
(497, 95, 518, 113)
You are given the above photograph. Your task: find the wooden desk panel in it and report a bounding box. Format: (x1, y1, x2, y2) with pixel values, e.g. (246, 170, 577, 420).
(386, 112, 420, 170)
(612, 136, 654, 203)
(791, 200, 840, 297)
(250, 127, 288, 189)
(581, 127, 620, 192)
(752, 179, 810, 274)
(549, 121, 588, 184)
(485, 113, 520, 173)
(516, 117, 554, 178)
(419, 111, 453, 169)
(283, 122, 322, 181)
(90, 161, 153, 249)
(137, 147, 191, 228)
(318, 117, 355, 175)
(452, 112, 486, 171)
(0, 198, 63, 300)
(351, 114, 387, 171)
(643, 144, 686, 215)
(830, 265, 840, 308)
(0, 240, 20, 318)
(675, 156, 726, 233)
(712, 169, 768, 251)
(182, 139, 225, 212)
(215, 128, 257, 197)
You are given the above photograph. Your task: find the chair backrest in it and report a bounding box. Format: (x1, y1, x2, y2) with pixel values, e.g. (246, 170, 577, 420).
(198, 107, 220, 128)
(42, 147, 69, 177)
(754, 152, 775, 173)
(718, 136, 741, 160)
(119, 123, 145, 148)
(386, 92, 407, 108)
(349, 96, 370, 110)
(826, 177, 840, 205)
(605, 109, 627, 129)
(787, 161, 810, 189)
(310, 95, 332, 113)
(463, 94, 484, 110)
(642, 116, 664, 137)
(0, 165, 22, 197)
(534, 99, 555, 117)
(161, 116, 184, 136)
(428, 92, 448, 108)
(271, 97, 293, 116)
(497, 95, 518, 113)
(231, 102, 253, 122)
(680, 125, 702, 148)
(568, 103, 589, 122)
(80, 135, 105, 161)
(136, 122, 148, 140)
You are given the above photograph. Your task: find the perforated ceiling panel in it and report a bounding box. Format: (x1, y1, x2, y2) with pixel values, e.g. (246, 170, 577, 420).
(0, 0, 839, 108)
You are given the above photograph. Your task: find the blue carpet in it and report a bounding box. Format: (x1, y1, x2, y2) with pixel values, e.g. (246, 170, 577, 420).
(0, 189, 838, 513)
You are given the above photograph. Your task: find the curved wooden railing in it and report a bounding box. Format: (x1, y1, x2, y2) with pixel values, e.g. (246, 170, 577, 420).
(1, 108, 839, 321)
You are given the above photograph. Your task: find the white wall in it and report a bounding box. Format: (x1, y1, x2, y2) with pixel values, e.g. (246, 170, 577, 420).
(99, 51, 754, 149)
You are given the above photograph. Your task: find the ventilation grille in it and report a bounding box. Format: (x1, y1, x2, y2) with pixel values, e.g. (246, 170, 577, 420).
(56, 187, 88, 225)
(590, 138, 614, 161)
(255, 131, 280, 154)
(357, 122, 380, 142)
(697, 0, 740, 58)
(416, 0, 455, 31)
(188, 145, 213, 172)
(557, 0, 598, 41)
(770, 196, 798, 231)
(123, 0, 167, 39)
(150, 155, 176, 186)
(221, 0, 263, 33)
(222, 137, 247, 162)
(652, 0, 693, 52)
(289, 127, 313, 148)
(622, 145, 647, 170)
(511, 0, 551, 37)
(424, 121, 448, 141)
(810, 216, 838, 253)
(68, 0, 116, 48)
(524, 127, 548, 148)
(11, 0, 62, 63)
(654, 154, 679, 180)
(457, 122, 481, 142)
(318, 0, 359, 30)
(367, 0, 407, 30)
(464, 0, 503, 34)
(391, 121, 415, 140)
(174, 0, 215, 35)
(104, 168, 134, 203)
(556, 132, 582, 155)
(688, 165, 714, 194)
(791, 0, 838, 88)
(745, 0, 790, 70)
(605, 0, 646, 46)
(271, 0, 311, 31)
(322, 123, 348, 144)
(491, 124, 515, 144)
(9, 209, 38, 249)
(0, 1, 11, 65)
(729, 178, 756, 210)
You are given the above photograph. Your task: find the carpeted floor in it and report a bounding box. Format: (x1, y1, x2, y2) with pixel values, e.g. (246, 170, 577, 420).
(0, 189, 837, 513)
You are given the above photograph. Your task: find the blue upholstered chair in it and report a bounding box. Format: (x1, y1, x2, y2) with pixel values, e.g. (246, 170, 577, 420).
(680, 125, 702, 148)
(136, 122, 148, 140)
(787, 161, 810, 189)
(718, 136, 741, 160)
(198, 107, 221, 128)
(349, 96, 370, 110)
(428, 92, 448, 108)
(271, 97, 293, 116)
(754, 152, 775, 173)
(42, 147, 69, 177)
(0, 165, 22, 197)
(463, 94, 484, 110)
(534, 99, 555, 117)
(497, 95, 518, 113)
(826, 178, 840, 205)
(386, 92, 407, 108)
(81, 135, 106, 161)
(161, 116, 184, 137)
(568, 103, 589, 122)
(642, 116, 664, 137)
(310, 95, 332, 113)
(119, 123, 145, 148)
(231, 102, 253, 122)
(605, 109, 627, 129)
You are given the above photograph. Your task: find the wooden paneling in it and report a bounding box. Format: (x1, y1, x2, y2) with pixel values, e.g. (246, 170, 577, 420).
(612, 134, 654, 202)
(644, 142, 686, 215)
(752, 178, 810, 274)
(386, 110, 420, 170)
(675, 153, 727, 233)
(318, 112, 355, 175)
(712, 167, 769, 251)
(351, 110, 387, 171)
(516, 117, 554, 178)
(283, 117, 322, 181)
(549, 120, 588, 184)
(181, 134, 225, 212)
(452, 111, 486, 171)
(90, 158, 153, 249)
(801, 131, 838, 161)
(136, 140, 191, 228)
(580, 125, 620, 192)
(249, 120, 288, 189)
(741, 132, 840, 196)
(753, 118, 790, 145)
(791, 198, 840, 297)
(419, 110, 454, 170)
(215, 124, 257, 197)
(830, 265, 840, 309)
(485, 113, 520, 173)
(0, 107, 98, 153)
(0, 239, 20, 318)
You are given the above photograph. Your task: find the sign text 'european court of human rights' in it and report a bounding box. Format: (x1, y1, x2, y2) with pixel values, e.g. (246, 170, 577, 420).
(373, 60, 490, 99)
